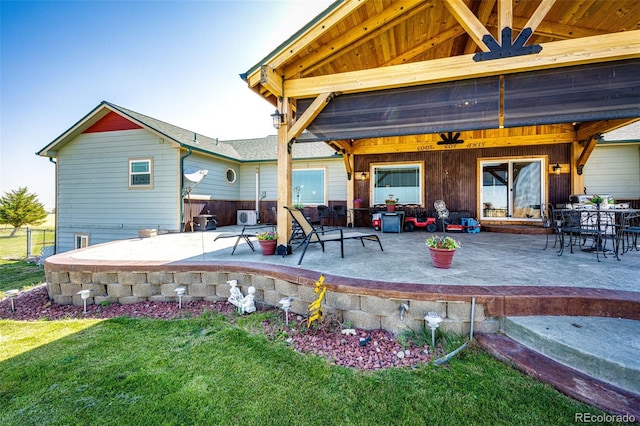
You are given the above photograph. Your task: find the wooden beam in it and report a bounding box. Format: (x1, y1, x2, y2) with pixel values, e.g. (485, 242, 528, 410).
(523, 0, 556, 35)
(487, 15, 606, 40)
(383, 26, 467, 66)
(575, 119, 639, 142)
(497, 0, 512, 44)
(576, 135, 599, 175)
(350, 130, 575, 155)
(266, 0, 366, 73)
(463, 0, 495, 55)
(284, 30, 640, 98)
(276, 98, 293, 247)
(260, 65, 283, 99)
(284, 0, 427, 79)
(287, 92, 334, 140)
(444, 0, 493, 52)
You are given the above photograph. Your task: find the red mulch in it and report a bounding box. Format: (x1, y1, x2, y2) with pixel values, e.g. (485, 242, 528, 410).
(1, 285, 436, 370)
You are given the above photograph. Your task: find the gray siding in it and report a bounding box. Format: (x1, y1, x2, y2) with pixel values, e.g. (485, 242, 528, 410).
(237, 159, 347, 203)
(584, 144, 640, 199)
(183, 154, 241, 200)
(56, 129, 181, 252)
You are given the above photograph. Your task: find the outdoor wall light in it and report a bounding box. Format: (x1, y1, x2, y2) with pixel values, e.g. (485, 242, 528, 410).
(175, 287, 187, 309)
(77, 289, 91, 314)
(271, 109, 284, 130)
(279, 297, 293, 325)
(357, 171, 369, 180)
(424, 311, 443, 348)
(553, 164, 561, 175)
(6, 289, 19, 312)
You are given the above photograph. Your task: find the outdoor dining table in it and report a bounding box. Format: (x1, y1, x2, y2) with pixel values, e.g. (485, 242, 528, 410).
(556, 207, 640, 261)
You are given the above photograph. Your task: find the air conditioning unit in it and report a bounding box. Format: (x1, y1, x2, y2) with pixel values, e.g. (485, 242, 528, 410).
(237, 210, 257, 225)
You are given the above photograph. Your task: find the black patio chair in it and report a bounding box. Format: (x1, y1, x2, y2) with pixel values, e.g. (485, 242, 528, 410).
(285, 206, 383, 265)
(317, 205, 336, 227)
(542, 203, 562, 251)
(333, 205, 348, 226)
(561, 209, 609, 261)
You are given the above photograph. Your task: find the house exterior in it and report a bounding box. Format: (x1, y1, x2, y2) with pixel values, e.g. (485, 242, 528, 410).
(37, 101, 344, 254)
(241, 0, 640, 244)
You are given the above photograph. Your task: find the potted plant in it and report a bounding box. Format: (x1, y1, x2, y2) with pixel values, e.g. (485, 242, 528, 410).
(588, 195, 614, 209)
(256, 230, 278, 255)
(385, 194, 398, 212)
(353, 198, 363, 209)
(425, 235, 460, 269)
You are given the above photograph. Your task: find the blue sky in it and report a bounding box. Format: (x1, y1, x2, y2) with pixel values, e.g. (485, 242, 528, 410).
(1, 0, 334, 209)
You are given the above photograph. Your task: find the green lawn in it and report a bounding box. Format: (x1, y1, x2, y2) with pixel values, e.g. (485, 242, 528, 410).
(0, 312, 616, 426)
(0, 214, 55, 260)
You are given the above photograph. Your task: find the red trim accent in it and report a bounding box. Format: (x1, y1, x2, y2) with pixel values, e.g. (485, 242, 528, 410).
(84, 111, 142, 133)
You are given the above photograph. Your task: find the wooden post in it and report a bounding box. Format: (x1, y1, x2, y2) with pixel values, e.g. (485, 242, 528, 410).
(276, 98, 293, 247)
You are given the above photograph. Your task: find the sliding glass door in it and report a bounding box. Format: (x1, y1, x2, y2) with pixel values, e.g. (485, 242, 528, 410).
(480, 158, 544, 220)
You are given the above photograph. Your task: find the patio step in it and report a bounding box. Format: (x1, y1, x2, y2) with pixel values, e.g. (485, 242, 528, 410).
(503, 316, 640, 395)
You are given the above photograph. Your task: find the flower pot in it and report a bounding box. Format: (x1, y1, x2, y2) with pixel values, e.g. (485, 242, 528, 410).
(258, 239, 277, 256)
(428, 247, 456, 269)
(353, 201, 362, 209)
(386, 204, 396, 212)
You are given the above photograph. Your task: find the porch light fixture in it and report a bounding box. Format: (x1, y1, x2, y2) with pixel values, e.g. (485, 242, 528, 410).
(553, 164, 561, 175)
(271, 109, 284, 129)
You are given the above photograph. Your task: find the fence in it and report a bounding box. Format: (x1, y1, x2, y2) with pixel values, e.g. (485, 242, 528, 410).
(0, 227, 56, 260)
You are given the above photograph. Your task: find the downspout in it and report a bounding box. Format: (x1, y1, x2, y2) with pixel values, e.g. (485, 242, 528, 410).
(180, 147, 193, 231)
(49, 157, 58, 253)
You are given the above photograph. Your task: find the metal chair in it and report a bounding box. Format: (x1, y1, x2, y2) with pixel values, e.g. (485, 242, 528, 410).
(317, 205, 336, 227)
(333, 205, 349, 226)
(285, 206, 383, 265)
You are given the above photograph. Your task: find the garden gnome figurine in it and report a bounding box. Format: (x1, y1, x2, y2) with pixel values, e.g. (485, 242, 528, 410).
(241, 286, 256, 314)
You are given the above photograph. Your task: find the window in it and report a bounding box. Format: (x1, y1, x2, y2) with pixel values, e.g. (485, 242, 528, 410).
(74, 234, 89, 249)
(480, 158, 545, 220)
(226, 168, 237, 184)
(129, 159, 152, 187)
(292, 169, 325, 205)
(371, 163, 423, 205)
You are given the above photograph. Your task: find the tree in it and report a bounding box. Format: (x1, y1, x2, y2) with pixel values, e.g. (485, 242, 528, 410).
(0, 187, 48, 236)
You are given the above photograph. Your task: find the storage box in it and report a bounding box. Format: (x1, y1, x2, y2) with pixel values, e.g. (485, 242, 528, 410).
(138, 229, 157, 238)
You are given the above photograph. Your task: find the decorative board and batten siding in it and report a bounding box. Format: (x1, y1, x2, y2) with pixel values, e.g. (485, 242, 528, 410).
(56, 129, 180, 252)
(584, 144, 640, 199)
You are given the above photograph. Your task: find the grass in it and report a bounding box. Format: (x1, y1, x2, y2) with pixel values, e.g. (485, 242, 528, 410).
(0, 260, 45, 297)
(0, 257, 621, 425)
(0, 311, 618, 426)
(0, 214, 55, 260)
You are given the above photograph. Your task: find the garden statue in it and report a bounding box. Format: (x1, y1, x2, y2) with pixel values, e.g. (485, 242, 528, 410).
(241, 286, 256, 314)
(227, 280, 244, 311)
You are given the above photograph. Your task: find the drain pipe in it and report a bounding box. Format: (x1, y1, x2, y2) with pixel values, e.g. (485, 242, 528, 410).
(470, 297, 476, 340)
(49, 157, 58, 253)
(179, 148, 193, 230)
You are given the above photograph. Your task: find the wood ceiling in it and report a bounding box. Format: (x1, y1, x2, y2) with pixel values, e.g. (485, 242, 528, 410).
(243, 0, 640, 152)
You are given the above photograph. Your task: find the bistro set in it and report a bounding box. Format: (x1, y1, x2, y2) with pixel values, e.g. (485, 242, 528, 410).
(545, 195, 640, 261)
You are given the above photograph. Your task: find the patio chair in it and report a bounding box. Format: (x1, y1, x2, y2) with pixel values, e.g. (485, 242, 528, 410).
(285, 206, 383, 265)
(317, 205, 336, 227)
(560, 209, 609, 261)
(541, 203, 562, 251)
(333, 205, 349, 226)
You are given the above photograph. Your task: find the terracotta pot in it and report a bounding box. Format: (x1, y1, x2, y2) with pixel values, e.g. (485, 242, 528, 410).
(353, 201, 362, 209)
(258, 239, 277, 256)
(428, 247, 456, 269)
(386, 204, 396, 212)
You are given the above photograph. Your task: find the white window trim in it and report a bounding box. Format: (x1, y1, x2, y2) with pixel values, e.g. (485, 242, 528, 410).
(74, 233, 90, 249)
(128, 158, 153, 188)
(478, 156, 546, 221)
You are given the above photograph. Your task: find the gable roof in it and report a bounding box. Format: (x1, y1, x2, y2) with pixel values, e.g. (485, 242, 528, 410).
(37, 101, 339, 162)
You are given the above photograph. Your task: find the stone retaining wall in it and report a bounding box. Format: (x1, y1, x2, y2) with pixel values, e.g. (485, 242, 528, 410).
(45, 268, 499, 336)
